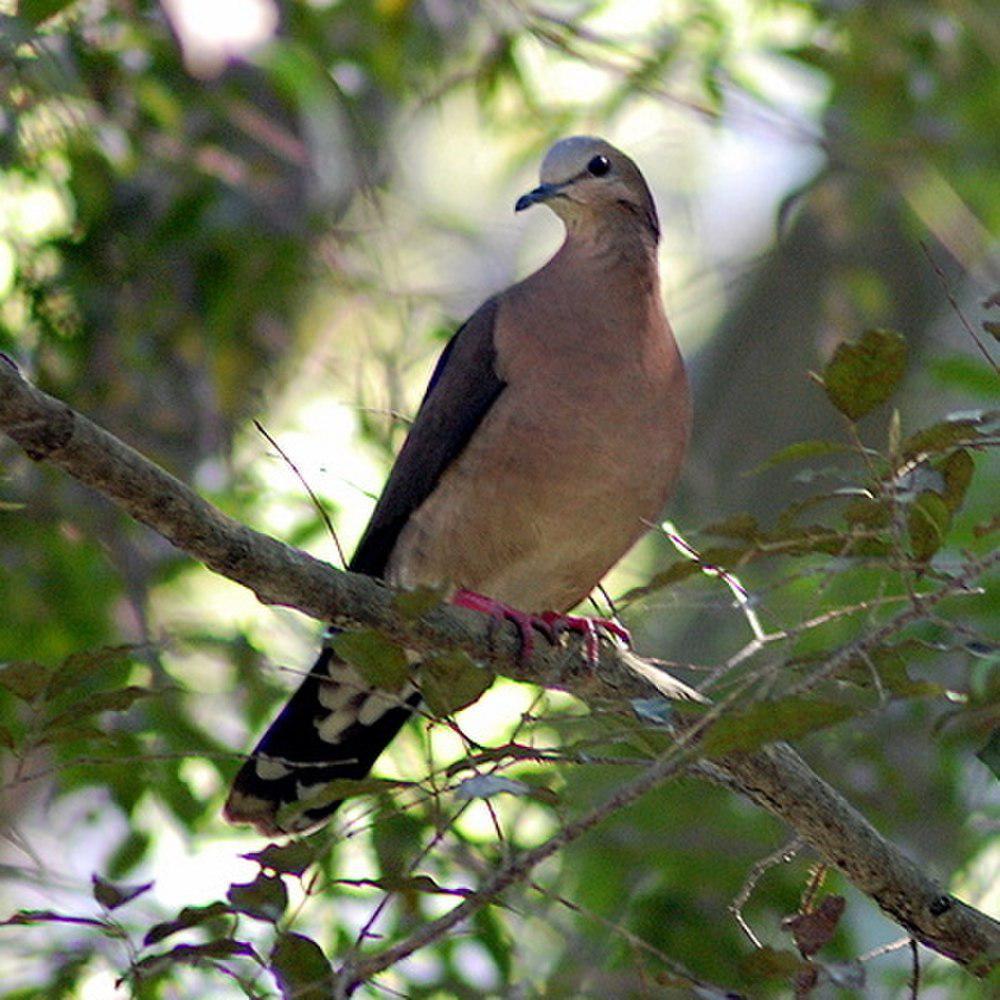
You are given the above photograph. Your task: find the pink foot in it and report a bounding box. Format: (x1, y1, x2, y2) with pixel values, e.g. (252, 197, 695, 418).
(452, 590, 630, 665)
(538, 612, 631, 665)
(452, 589, 555, 659)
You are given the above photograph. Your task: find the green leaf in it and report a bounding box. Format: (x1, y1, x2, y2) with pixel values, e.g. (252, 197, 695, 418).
(373, 808, 424, 880)
(56, 644, 142, 691)
(821, 328, 907, 420)
(143, 902, 233, 946)
(843, 497, 892, 528)
(262, 40, 340, 110)
(747, 440, 850, 476)
(888, 407, 901, 457)
(43, 686, 152, 730)
(739, 945, 809, 981)
(974, 513, 1000, 538)
(702, 513, 760, 540)
(134, 78, 184, 132)
(842, 642, 943, 699)
(37, 723, 110, 747)
(901, 409, 998, 459)
(107, 830, 152, 879)
(930, 356, 1000, 401)
(1, 909, 112, 931)
(0, 660, 53, 701)
(132, 939, 261, 978)
(331, 630, 409, 691)
(619, 560, 702, 603)
(393, 584, 448, 619)
(91, 874, 153, 911)
(702, 698, 857, 757)
(420, 651, 493, 715)
(226, 872, 287, 923)
(907, 492, 951, 561)
(756, 526, 856, 558)
(269, 932, 333, 1000)
(18, 0, 79, 26)
(358, 873, 469, 897)
(446, 742, 547, 776)
(474, 906, 513, 985)
(976, 728, 1000, 779)
(242, 834, 326, 876)
(937, 449, 974, 513)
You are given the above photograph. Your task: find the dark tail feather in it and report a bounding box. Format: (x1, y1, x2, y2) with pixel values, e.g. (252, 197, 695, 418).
(225, 646, 419, 836)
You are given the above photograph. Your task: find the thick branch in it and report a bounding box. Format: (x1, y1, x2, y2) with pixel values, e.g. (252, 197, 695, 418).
(0, 357, 685, 705)
(703, 747, 996, 970)
(1, 358, 997, 975)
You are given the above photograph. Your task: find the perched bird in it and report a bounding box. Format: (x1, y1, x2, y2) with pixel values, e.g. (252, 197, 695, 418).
(225, 136, 692, 836)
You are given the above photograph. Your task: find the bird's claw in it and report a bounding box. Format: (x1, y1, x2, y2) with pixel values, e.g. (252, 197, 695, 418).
(538, 612, 631, 666)
(452, 588, 555, 660)
(452, 590, 629, 666)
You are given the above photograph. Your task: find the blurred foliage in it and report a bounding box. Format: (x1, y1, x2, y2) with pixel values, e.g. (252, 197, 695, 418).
(0, 0, 998, 998)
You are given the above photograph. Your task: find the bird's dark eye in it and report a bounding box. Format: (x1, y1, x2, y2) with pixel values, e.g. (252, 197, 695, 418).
(587, 155, 611, 177)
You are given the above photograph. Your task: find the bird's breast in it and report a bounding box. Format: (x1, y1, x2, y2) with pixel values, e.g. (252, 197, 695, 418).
(387, 282, 689, 613)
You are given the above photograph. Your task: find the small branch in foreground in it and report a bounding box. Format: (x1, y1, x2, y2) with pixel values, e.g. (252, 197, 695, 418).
(731, 837, 804, 948)
(334, 737, 700, 994)
(1, 359, 998, 978)
(252, 418, 347, 568)
(919, 241, 999, 375)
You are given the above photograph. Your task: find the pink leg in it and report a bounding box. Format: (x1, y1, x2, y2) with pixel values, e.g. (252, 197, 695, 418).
(452, 589, 555, 660)
(452, 589, 629, 664)
(538, 611, 631, 664)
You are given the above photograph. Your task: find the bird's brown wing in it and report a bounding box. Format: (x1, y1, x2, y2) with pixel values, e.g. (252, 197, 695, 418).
(226, 297, 505, 835)
(349, 296, 505, 578)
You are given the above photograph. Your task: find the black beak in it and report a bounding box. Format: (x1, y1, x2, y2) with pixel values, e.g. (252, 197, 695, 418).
(515, 182, 565, 212)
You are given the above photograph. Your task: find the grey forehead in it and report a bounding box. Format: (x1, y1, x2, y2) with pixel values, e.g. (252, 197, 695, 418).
(539, 136, 612, 184)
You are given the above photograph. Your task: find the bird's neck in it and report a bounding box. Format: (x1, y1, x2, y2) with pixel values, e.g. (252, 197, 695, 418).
(559, 223, 661, 291)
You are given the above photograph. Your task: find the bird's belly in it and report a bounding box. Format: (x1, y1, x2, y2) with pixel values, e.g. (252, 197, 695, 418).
(386, 387, 681, 613)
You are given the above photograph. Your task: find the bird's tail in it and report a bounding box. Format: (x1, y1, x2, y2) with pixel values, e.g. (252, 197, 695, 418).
(225, 643, 420, 836)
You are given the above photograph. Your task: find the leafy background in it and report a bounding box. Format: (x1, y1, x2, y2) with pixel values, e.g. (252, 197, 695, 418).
(0, 0, 997, 997)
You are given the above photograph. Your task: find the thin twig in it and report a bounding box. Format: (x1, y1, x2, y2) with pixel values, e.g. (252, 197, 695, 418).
(858, 936, 914, 963)
(784, 554, 994, 697)
(800, 863, 828, 913)
(660, 519, 767, 642)
(253, 419, 347, 568)
(528, 879, 729, 994)
(730, 838, 804, 948)
(919, 241, 999, 375)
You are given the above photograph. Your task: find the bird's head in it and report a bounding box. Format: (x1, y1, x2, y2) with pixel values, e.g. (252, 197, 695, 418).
(516, 136, 659, 243)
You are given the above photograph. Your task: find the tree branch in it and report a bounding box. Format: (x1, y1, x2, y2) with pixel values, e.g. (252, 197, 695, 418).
(1, 358, 997, 976)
